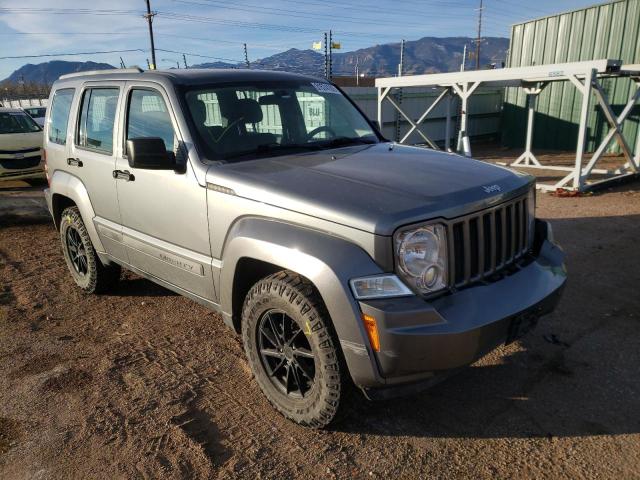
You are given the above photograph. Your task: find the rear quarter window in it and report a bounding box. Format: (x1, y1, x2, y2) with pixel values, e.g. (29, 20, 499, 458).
(48, 89, 75, 145)
(77, 88, 119, 154)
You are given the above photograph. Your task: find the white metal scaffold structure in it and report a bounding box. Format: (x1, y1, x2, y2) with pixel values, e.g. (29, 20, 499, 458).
(375, 59, 640, 192)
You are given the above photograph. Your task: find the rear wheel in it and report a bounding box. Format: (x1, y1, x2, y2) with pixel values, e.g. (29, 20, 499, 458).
(241, 270, 344, 427)
(59, 206, 120, 293)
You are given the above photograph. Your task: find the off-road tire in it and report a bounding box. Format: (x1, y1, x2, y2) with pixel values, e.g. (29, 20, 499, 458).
(59, 206, 120, 293)
(241, 270, 344, 428)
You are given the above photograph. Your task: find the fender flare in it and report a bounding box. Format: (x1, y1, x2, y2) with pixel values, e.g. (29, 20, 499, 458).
(49, 170, 106, 253)
(220, 216, 387, 387)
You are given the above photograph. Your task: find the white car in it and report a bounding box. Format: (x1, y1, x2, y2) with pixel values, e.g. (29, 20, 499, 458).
(23, 106, 47, 127)
(0, 107, 44, 182)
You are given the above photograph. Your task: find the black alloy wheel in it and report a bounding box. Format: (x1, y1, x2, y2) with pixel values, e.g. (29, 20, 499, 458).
(65, 226, 88, 276)
(257, 309, 316, 398)
(59, 206, 121, 293)
(241, 270, 345, 427)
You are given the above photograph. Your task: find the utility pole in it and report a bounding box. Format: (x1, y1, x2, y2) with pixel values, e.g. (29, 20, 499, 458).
(144, 0, 157, 70)
(183, 53, 188, 69)
(475, 0, 483, 70)
(119, 57, 126, 68)
(146, 58, 151, 69)
(176, 61, 180, 69)
(355, 57, 359, 86)
(324, 32, 328, 79)
(461, 44, 467, 72)
(243, 43, 250, 69)
(395, 39, 405, 142)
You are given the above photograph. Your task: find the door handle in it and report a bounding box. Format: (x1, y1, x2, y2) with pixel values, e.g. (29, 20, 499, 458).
(112, 170, 135, 181)
(67, 158, 83, 167)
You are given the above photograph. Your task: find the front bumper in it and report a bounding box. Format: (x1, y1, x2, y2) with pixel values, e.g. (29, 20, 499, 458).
(0, 153, 44, 181)
(353, 219, 566, 395)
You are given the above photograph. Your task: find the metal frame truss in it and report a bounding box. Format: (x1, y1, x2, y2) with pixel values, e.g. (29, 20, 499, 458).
(376, 60, 640, 192)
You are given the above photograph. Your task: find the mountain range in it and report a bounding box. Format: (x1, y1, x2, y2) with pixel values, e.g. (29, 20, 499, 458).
(2, 36, 509, 84)
(3, 60, 115, 85)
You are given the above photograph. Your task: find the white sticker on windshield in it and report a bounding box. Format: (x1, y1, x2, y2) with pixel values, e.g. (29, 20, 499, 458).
(311, 82, 340, 95)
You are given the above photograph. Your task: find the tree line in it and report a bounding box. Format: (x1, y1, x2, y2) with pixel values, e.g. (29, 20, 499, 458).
(0, 80, 51, 101)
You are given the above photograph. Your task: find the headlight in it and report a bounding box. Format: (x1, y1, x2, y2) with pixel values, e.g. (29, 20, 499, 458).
(395, 224, 448, 294)
(350, 274, 413, 300)
(527, 187, 536, 248)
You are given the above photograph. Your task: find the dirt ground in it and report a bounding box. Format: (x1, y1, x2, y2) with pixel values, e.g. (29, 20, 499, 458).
(1, 170, 639, 479)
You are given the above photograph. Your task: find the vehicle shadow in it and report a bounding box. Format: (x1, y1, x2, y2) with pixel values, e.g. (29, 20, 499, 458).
(333, 212, 640, 439)
(109, 276, 179, 298)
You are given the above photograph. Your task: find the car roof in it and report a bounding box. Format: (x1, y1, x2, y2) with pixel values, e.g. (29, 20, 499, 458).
(53, 68, 325, 88)
(0, 107, 28, 113)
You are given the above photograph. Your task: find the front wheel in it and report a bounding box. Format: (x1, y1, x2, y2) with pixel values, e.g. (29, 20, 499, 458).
(59, 206, 120, 293)
(241, 271, 344, 427)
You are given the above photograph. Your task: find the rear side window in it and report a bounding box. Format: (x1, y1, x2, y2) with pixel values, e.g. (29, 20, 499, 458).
(48, 89, 74, 145)
(126, 89, 175, 152)
(77, 88, 119, 154)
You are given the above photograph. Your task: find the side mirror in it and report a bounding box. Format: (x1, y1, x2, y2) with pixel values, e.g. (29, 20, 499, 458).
(127, 137, 176, 170)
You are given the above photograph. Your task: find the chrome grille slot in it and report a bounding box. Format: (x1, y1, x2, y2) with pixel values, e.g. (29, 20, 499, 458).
(449, 194, 531, 288)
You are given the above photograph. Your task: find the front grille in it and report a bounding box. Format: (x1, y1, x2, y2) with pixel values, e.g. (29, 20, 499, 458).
(0, 147, 41, 155)
(448, 194, 530, 288)
(0, 156, 41, 170)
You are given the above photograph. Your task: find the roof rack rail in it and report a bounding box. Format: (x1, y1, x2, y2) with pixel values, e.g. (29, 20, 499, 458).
(59, 67, 144, 80)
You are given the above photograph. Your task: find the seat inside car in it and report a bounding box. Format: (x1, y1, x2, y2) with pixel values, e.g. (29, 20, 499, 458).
(218, 98, 276, 153)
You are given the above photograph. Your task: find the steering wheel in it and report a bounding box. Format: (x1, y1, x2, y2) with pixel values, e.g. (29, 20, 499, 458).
(305, 125, 337, 142)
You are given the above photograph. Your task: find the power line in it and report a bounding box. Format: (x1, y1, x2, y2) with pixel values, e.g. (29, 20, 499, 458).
(155, 11, 412, 40)
(170, 0, 459, 28)
(155, 48, 242, 63)
(0, 49, 146, 60)
(0, 7, 143, 15)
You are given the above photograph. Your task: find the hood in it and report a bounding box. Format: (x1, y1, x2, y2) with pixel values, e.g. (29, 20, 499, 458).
(0, 131, 43, 152)
(207, 143, 533, 235)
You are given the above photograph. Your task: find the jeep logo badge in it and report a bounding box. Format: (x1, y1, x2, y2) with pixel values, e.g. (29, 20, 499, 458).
(483, 184, 501, 194)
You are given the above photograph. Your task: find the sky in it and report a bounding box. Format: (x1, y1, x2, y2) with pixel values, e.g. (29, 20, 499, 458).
(0, 0, 601, 79)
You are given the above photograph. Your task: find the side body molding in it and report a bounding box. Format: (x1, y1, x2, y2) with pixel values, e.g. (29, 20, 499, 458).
(219, 217, 387, 387)
(49, 170, 105, 253)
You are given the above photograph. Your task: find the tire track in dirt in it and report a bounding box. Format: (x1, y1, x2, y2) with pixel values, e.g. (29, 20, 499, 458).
(3, 191, 640, 479)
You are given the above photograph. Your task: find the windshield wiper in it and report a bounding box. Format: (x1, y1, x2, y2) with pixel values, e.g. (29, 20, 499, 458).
(222, 137, 377, 162)
(223, 143, 321, 161)
(316, 136, 378, 149)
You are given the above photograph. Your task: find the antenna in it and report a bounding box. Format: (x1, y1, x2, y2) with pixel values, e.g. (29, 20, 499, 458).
(329, 30, 333, 80)
(243, 43, 250, 69)
(324, 32, 328, 79)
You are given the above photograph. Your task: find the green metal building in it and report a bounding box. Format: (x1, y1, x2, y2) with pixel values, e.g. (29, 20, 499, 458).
(502, 0, 640, 153)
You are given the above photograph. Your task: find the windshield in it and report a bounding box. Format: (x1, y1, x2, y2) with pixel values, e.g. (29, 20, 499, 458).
(25, 107, 46, 118)
(0, 111, 42, 134)
(184, 81, 378, 161)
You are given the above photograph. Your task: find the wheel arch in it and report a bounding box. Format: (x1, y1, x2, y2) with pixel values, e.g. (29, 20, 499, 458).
(51, 193, 77, 230)
(220, 217, 385, 387)
(48, 170, 105, 253)
(230, 257, 282, 333)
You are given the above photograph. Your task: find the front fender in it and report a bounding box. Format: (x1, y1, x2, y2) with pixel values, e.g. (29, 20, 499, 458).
(49, 170, 105, 253)
(220, 217, 385, 387)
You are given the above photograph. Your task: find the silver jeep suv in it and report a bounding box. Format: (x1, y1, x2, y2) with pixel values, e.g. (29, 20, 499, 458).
(43, 68, 566, 427)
